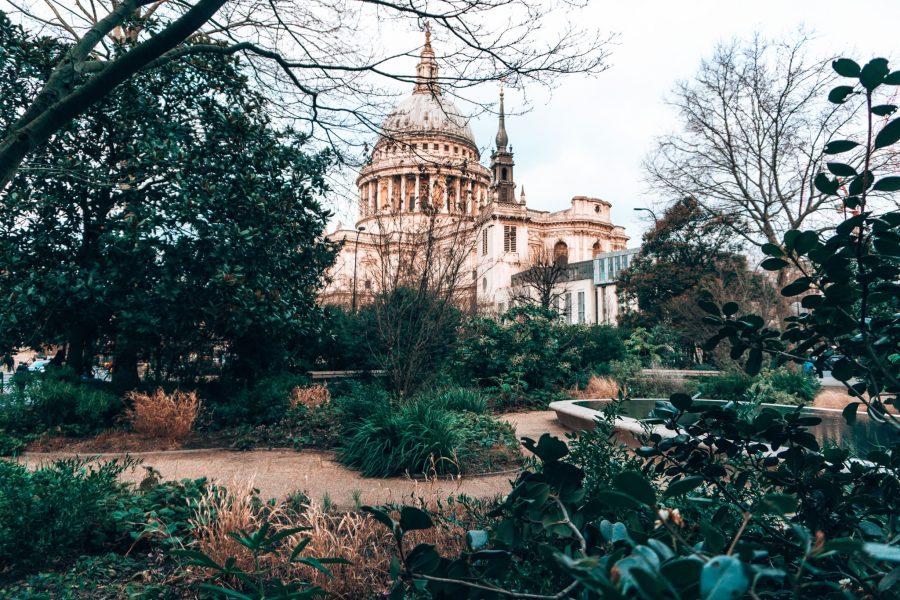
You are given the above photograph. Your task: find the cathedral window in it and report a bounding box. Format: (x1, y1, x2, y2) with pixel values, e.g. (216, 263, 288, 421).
(503, 225, 517, 253)
(482, 277, 487, 292)
(445, 144, 449, 151)
(564, 293, 572, 322)
(433, 143, 438, 150)
(454, 146, 458, 154)
(501, 167, 508, 181)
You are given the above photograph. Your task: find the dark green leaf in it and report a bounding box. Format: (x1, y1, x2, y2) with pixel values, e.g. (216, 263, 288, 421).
(875, 118, 900, 150)
(885, 70, 900, 85)
(721, 302, 739, 317)
(826, 162, 857, 177)
(664, 476, 705, 498)
(670, 393, 693, 411)
(827, 85, 855, 104)
(848, 171, 874, 196)
(745, 349, 763, 376)
(698, 299, 720, 316)
(814, 172, 840, 195)
(362, 506, 397, 533)
(832, 58, 861, 77)
(860, 58, 889, 90)
(613, 471, 657, 507)
(873, 176, 900, 192)
(823, 140, 859, 155)
(701, 555, 748, 600)
(761, 243, 784, 257)
(399, 506, 433, 531)
(521, 433, 569, 462)
(842, 402, 860, 425)
(595, 490, 643, 510)
(781, 278, 811, 297)
(759, 493, 798, 515)
(761, 258, 788, 271)
(872, 104, 898, 116)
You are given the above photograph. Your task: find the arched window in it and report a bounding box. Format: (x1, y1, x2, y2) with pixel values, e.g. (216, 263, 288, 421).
(501, 167, 508, 181)
(482, 277, 488, 292)
(592, 241, 602, 257)
(554, 240, 569, 266)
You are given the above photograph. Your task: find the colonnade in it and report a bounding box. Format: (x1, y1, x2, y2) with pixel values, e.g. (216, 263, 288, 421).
(359, 171, 490, 217)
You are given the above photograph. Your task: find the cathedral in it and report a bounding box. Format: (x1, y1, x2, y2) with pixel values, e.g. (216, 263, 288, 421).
(323, 30, 631, 321)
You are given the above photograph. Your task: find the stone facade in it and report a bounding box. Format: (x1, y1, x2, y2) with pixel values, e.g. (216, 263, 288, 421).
(323, 31, 629, 313)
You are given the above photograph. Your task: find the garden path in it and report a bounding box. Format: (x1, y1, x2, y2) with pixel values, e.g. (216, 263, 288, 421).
(17, 411, 571, 509)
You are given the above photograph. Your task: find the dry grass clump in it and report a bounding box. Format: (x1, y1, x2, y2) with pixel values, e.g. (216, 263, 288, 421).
(125, 388, 199, 442)
(289, 385, 331, 409)
(189, 482, 471, 599)
(571, 375, 619, 399)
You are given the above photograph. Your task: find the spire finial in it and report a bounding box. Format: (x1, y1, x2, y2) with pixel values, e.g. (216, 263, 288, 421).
(495, 85, 509, 150)
(413, 23, 440, 95)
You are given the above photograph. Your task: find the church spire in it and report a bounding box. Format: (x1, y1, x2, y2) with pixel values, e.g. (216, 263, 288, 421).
(495, 87, 509, 149)
(413, 23, 440, 96)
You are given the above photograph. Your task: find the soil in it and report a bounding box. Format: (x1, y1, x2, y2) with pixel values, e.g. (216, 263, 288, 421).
(17, 411, 573, 509)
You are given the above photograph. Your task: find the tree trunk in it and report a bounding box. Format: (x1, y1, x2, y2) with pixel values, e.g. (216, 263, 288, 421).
(111, 345, 140, 391)
(65, 324, 93, 377)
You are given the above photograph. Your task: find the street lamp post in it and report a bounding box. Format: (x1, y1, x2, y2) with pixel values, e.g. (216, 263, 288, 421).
(351, 226, 366, 311)
(633, 206, 659, 226)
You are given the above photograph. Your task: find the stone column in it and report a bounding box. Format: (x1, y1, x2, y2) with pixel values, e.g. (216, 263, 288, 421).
(414, 174, 420, 211)
(400, 175, 407, 212)
(368, 180, 374, 214)
(456, 176, 462, 212)
(428, 174, 434, 211)
(387, 176, 394, 211)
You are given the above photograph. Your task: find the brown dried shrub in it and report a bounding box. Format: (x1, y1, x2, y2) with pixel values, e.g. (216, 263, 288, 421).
(190, 481, 472, 599)
(572, 375, 618, 399)
(289, 385, 331, 409)
(125, 388, 199, 442)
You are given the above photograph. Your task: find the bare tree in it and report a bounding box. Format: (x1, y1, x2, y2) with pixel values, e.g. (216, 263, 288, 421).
(0, 0, 613, 189)
(645, 32, 857, 251)
(363, 204, 485, 396)
(509, 243, 569, 309)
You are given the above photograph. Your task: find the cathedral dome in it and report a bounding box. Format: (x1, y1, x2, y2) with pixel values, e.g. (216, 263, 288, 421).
(381, 93, 475, 145)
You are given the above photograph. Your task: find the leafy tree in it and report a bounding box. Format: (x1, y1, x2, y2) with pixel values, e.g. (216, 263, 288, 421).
(0, 20, 337, 385)
(620, 197, 777, 363)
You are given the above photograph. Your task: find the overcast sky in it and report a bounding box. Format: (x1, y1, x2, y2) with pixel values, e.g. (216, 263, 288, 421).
(424, 0, 900, 245)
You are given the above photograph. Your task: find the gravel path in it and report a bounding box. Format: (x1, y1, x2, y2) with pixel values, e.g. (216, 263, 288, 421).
(16, 411, 572, 509)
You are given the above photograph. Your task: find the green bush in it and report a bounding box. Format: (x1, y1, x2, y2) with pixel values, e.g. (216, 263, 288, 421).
(215, 372, 310, 426)
(0, 370, 120, 436)
(339, 400, 462, 477)
(698, 369, 755, 400)
(764, 367, 820, 403)
(432, 387, 487, 414)
(0, 458, 130, 575)
(330, 379, 391, 424)
(339, 398, 519, 477)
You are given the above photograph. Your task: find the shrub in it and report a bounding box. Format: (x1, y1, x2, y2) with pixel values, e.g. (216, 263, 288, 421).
(330, 380, 391, 425)
(764, 367, 820, 403)
(215, 373, 310, 426)
(125, 388, 200, 442)
(572, 375, 618, 399)
(432, 387, 487, 414)
(698, 368, 755, 400)
(0, 458, 131, 575)
(339, 401, 463, 477)
(0, 371, 120, 436)
(289, 384, 330, 409)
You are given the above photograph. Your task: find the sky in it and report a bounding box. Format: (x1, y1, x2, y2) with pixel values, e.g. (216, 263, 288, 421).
(344, 0, 900, 245)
